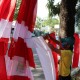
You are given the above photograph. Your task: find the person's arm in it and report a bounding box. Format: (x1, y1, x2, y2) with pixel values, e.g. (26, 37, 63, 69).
(48, 43, 61, 54)
(48, 34, 61, 45)
(43, 34, 49, 40)
(43, 34, 63, 50)
(48, 35, 65, 49)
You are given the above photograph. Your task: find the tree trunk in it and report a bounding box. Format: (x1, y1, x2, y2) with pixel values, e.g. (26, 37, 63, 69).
(59, 0, 78, 37)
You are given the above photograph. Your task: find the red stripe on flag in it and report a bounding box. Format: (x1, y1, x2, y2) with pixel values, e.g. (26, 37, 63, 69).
(25, 0, 37, 32)
(0, 56, 7, 80)
(7, 76, 30, 80)
(0, 38, 9, 55)
(0, 0, 4, 18)
(8, 38, 16, 59)
(26, 48, 35, 68)
(17, 0, 27, 23)
(0, 0, 16, 21)
(72, 33, 79, 68)
(17, 0, 37, 32)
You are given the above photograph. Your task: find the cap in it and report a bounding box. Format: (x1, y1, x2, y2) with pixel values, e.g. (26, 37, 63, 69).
(61, 37, 74, 49)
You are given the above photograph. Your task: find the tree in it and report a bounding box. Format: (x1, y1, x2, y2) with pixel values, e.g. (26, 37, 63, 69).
(35, 17, 43, 29)
(75, 0, 80, 31)
(60, 0, 78, 37)
(47, 0, 60, 17)
(47, 0, 78, 37)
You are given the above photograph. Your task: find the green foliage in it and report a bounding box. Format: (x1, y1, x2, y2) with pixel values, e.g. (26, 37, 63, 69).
(14, 0, 22, 20)
(47, 0, 60, 17)
(35, 17, 43, 29)
(42, 17, 59, 27)
(35, 17, 59, 29)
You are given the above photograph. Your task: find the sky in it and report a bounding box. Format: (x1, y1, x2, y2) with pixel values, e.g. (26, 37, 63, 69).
(37, 0, 61, 19)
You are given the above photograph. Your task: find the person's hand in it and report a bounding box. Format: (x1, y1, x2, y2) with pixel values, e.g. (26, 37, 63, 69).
(43, 34, 50, 40)
(59, 43, 65, 50)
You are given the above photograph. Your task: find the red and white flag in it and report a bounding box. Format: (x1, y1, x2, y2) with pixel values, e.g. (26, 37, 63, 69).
(0, 0, 16, 80)
(0, 0, 16, 56)
(72, 33, 80, 68)
(7, 0, 37, 80)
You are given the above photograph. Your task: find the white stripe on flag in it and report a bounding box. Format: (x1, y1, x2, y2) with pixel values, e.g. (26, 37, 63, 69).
(5, 55, 34, 80)
(33, 37, 56, 80)
(13, 21, 32, 40)
(0, 19, 12, 38)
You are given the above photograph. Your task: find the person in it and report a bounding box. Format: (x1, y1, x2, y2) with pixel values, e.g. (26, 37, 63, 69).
(43, 34, 74, 80)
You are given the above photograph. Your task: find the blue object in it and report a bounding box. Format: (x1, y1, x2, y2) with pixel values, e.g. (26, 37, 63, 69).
(61, 37, 74, 50)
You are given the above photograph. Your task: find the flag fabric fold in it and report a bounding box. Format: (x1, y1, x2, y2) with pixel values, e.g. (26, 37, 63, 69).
(0, 55, 7, 80)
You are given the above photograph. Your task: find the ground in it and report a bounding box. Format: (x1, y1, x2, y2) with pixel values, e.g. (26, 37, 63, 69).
(72, 69, 80, 80)
(31, 53, 45, 80)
